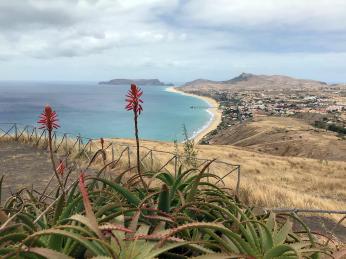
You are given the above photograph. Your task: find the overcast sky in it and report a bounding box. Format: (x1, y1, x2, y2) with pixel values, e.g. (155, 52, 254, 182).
(1, 0, 346, 83)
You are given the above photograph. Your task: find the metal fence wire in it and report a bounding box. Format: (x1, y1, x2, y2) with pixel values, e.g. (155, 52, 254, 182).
(0, 123, 241, 194)
(1, 122, 346, 217)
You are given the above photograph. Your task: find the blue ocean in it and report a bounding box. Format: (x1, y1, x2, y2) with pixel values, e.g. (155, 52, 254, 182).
(0, 81, 211, 141)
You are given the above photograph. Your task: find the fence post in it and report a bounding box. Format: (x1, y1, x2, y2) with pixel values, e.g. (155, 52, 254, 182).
(150, 151, 153, 171)
(236, 165, 241, 197)
(65, 134, 68, 155)
(14, 123, 18, 140)
(111, 143, 115, 162)
(207, 160, 210, 183)
(206, 165, 209, 183)
(29, 128, 34, 141)
(127, 147, 131, 170)
(174, 155, 177, 177)
(78, 134, 81, 153)
(26, 127, 29, 141)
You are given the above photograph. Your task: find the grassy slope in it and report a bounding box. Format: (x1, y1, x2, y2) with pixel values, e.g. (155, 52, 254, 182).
(113, 137, 346, 223)
(1, 131, 345, 223)
(205, 116, 346, 161)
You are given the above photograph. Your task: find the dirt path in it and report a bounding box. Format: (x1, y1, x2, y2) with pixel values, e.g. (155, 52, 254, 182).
(0, 141, 57, 201)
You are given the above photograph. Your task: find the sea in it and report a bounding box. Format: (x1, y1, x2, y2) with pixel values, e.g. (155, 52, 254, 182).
(0, 81, 212, 142)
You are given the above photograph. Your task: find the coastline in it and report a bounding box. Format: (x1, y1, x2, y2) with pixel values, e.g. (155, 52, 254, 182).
(166, 86, 222, 143)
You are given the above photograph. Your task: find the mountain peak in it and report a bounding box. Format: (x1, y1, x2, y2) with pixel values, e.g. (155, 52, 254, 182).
(238, 72, 254, 79)
(223, 72, 254, 84)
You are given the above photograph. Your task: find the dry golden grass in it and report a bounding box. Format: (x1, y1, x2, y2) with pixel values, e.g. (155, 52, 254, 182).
(107, 138, 346, 223)
(1, 133, 345, 223)
(207, 116, 346, 161)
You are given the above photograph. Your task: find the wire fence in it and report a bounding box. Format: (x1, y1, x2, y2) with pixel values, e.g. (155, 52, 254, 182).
(1, 122, 346, 218)
(0, 122, 241, 194)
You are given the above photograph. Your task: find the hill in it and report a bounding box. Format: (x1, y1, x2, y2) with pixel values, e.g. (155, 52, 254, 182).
(181, 78, 220, 86)
(201, 115, 346, 161)
(181, 72, 346, 91)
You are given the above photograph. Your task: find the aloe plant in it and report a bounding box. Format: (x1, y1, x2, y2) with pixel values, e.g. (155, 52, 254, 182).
(0, 148, 330, 258)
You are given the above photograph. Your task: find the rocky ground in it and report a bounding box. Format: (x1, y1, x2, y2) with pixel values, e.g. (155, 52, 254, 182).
(0, 141, 69, 202)
(0, 142, 51, 199)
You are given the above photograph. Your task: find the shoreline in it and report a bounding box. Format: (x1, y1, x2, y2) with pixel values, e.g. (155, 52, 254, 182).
(166, 86, 222, 143)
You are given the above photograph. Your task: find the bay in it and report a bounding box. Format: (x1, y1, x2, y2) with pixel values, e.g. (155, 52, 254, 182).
(0, 81, 211, 141)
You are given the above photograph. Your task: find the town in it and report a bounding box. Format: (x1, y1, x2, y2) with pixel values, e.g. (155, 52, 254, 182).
(190, 86, 346, 143)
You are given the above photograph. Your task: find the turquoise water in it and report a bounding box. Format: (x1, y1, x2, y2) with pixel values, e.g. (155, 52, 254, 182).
(0, 81, 211, 141)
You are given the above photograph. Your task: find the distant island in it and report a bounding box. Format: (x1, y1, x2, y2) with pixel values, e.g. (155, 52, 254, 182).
(99, 78, 174, 86)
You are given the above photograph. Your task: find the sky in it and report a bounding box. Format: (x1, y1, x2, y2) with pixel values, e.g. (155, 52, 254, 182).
(1, 0, 346, 83)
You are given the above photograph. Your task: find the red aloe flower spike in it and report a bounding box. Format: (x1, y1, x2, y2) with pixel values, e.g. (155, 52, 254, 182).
(56, 160, 65, 176)
(37, 105, 60, 132)
(124, 84, 147, 191)
(125, 84, 143, 115)
(37, 104, 64, 194)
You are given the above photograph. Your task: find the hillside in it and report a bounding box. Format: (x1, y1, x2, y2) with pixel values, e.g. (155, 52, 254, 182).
(202, 115, 346, 161)
(180, 72, 346, 92)
(108, 137, 346, 225)
(1, 139, 344, 255)
(3, 135, 345, 221)
(1, 134, 346, 243)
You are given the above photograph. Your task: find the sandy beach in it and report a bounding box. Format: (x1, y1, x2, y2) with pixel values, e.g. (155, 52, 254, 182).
(166, 86, 222, 143)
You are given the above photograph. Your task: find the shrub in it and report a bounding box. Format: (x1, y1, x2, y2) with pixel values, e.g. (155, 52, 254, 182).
(182, 125, 198, 168)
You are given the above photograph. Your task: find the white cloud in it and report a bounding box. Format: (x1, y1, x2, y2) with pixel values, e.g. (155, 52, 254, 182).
(0, 0, 345, 82)
(179, 0, 346, 31)
(0, 0, 187, 59)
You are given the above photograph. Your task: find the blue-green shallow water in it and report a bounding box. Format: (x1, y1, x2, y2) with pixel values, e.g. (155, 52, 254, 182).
(0, 81, 211, 141)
